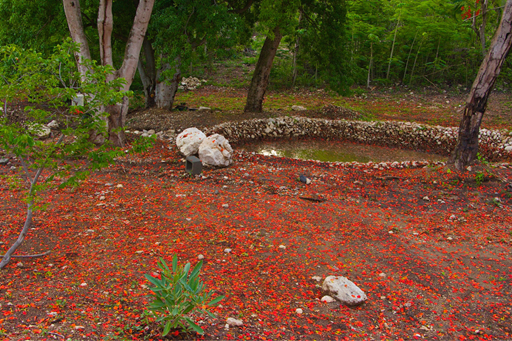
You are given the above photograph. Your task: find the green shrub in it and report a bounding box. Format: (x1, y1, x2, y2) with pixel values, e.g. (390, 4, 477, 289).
(145, 255, 224, 336)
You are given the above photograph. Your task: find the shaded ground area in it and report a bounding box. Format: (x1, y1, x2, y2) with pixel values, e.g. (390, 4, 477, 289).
(1, 138, 511, 340)
(127, 87, 512, 132)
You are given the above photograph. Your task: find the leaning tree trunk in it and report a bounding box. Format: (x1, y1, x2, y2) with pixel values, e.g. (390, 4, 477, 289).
(244, 27, 283, 113)
(449, 0, 512, 170)
(155, 56, 181, 110)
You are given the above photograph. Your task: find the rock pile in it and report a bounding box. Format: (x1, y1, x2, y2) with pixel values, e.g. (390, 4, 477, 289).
(206, 116, 512, 161)
(179, 77, 207, 91)
(176, 128, 233, 167)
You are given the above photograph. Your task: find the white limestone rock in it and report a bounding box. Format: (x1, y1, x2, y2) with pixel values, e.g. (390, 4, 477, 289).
(322, 276, 367, 306)
(198, 134, 233, 167)
(226, 317, 243, 326)
(321, 295, 335, 303)
(176, 128, 206, 156)
(291, 105, 307, 111)
(47, 120, 59, 128)
(27, 122, 51, 138)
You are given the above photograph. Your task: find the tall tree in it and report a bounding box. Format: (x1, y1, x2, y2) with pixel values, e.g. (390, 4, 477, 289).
(62, 0, 154, 147)
(449, 0, 512, 170)
(137, 0, 243, 110)
(244, 0, 300, 112)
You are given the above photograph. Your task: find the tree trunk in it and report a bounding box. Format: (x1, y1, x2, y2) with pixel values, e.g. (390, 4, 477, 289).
(155, 56, 181, 110)
(244, 27, 283, 113)
(386, 8, 401, 80)
(63, 0, 155, 147)
(137, 37, 157, 108)
(449, 0, 512, 170)
(62, 0, 91, 78)
(292, 13, 302, 88)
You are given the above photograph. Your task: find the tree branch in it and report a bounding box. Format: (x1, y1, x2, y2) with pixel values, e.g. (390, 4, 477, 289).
(0, 250, 51, 259)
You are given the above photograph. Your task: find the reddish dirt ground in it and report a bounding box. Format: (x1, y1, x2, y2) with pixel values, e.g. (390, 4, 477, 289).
(1, 133, 512, 340)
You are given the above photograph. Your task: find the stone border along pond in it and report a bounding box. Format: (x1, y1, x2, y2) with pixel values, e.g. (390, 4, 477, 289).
(202, 116, 512, 167)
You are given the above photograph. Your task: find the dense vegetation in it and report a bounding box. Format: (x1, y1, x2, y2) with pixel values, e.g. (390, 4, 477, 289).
(0, 0, 510, 97)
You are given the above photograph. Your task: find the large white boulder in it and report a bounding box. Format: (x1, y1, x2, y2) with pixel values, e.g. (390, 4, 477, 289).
(198, 134, 233, 167)
(322, 276, 367, 306)
(176, 128, 206, 156)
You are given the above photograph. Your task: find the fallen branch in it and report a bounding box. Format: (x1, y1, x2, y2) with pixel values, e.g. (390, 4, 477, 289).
(375, 176, 401, 180)
(299, 196, 326, 203)
(0, 250, 51, 258)
(48, 331, 65, 339)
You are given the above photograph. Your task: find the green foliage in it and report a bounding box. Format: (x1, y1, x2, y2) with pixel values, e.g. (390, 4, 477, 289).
(145, 255, 224, 336)
(0, 39, 131, 205)
(148, 0, 244, 81)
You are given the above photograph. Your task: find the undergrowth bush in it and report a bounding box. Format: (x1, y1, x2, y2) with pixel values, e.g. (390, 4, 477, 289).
(145, 255, 224, 336)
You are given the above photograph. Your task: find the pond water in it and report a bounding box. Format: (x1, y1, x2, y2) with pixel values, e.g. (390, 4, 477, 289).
(239, 139, 447, 163)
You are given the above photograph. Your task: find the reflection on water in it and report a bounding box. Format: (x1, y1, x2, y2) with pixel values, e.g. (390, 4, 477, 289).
(240, 139, 447, 163)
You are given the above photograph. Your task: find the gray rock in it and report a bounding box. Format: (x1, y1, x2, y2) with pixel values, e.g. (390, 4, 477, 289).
(0, 158, 9, 165)
(322, 276, 367, 306)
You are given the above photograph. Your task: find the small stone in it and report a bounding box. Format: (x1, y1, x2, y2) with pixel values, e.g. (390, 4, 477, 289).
(278, 245, 286, 249)
(198, 254, 204, 260)
(312, 276, 322, 282)
(99, 196, 105, 201)
(291, 105, 307, 111)
(116, 184, 123, 188)
(379, 273, 386, 278)
(135, 250, 144, 254)
(198, 106, 211, 111)
(322, 276, 367, 306)
(16, 262, 24, 268)
(321, 295, 335, 303)
(222, 204, 229, 208)
(86, 229, 95, 233)
(224, 248, 232, 253)
(296, 308, 304, 314)
(80, 282, 87, 287)
(422, 196, 430, 201)
(226, 317, 243, 326)
(0, 158, 8, 165)
(299, 174, 310, 184)
(74, 326, 85, 330)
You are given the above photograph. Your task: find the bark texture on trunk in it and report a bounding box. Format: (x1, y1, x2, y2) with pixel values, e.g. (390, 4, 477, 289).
(155, 57, 181, 110)
(62, 0, 91, 78)
(137, 37, 157, 108)
(62, 0, 155, 147)
(450, 0, 512, 170)
(244, 27, 283, 113)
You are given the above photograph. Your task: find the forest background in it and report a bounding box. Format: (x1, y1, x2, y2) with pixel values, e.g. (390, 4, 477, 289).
(1, 0, 510, 107)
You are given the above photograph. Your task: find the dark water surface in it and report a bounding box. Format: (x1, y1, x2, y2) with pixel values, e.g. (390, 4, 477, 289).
(239, 139, 447, 163)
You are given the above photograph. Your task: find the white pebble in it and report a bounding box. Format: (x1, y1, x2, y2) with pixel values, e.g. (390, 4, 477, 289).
(198, 254, 204, 260)
(296, 308, 303, 314)
(321, 295, 335, 303)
